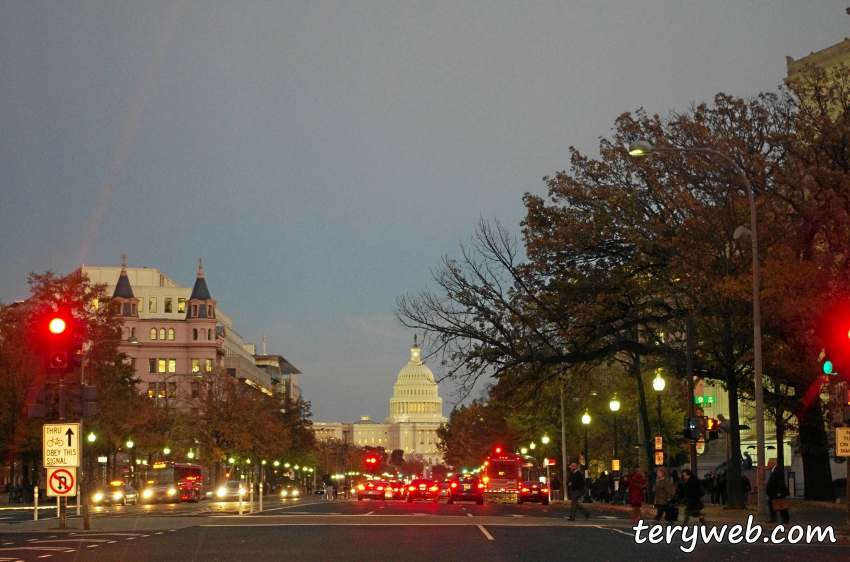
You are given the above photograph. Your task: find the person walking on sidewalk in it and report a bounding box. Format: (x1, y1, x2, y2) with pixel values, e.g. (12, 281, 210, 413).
(625, 468, 647, 523)
(766, 460, 790, 524)
(567, 463, 590, 521)
(653, 468, 675, 525)
(680, 469, 706, 526)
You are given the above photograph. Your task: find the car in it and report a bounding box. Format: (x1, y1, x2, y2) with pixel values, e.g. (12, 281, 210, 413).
(357, 480, 388, 501)
(387, 479, 406, 500)
(279, 483, 301, 498)
(92, 481, 138, 505)
(406, 479, 439, 502)
(437, 481, 451, 500)
(214, 481, 247, 501)
(447, 473, 485, 505)
(518, 481, 549, 505)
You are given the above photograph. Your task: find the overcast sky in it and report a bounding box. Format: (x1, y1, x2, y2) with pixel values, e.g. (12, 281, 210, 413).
(1, 2, 847, 423)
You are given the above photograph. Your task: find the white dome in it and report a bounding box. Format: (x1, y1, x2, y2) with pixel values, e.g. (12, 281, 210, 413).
(397, 361, 435, 384)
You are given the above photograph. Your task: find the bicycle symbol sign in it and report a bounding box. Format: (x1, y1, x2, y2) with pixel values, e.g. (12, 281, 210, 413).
(47, 467, 77, 497)
(42, 422, 80, 467)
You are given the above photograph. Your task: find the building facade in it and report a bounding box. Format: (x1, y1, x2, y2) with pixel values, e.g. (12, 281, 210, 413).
(313, 338, 447, 466)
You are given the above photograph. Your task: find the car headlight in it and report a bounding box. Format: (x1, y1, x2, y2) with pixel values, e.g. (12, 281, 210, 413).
(292, 489, 299, 496)
(93, 493, 103, 502)
(167, 488, 176, 495)
(238, 488, 246, 495)
(143, 489, 153, 498)
(280, 490, 288, 497)
(217, 487, 227, 497)
(114, 492, 123, 499)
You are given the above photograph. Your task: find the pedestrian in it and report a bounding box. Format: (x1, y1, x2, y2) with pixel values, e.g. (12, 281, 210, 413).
(741, 473, 752, 506)
(550, 475, 562, 501)
(652, 467, 675, 525)
(718, 470, 727, 505)
(709, 469, 720, 505)
(680, 469, 706, 526)
(624, 468, 647, 522)
(595, 472, 611, 504)
(567, 462, 590, 521)
(766, 460, 790, 524)
(322, 473, 333, 500)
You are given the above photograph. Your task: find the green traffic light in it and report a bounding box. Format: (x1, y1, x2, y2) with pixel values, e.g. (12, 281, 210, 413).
(824, 360, 835, 375)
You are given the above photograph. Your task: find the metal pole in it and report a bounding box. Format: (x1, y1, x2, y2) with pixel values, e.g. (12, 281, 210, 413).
(34, 486, 38, 520)
(560, 375, 568, 502)
(686, 318, 697, 475)
(259, 482, 263, 512)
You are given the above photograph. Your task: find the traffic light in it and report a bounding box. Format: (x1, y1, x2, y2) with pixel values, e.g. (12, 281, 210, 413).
(705, 418, 720, 441)
(39, 309, 83, 375)
(69, 384, 98, 417)
(817, 301, 850, 380)
(26, 386, 49, 418)
(365, 455, 378, 473)
(683, 417, 700, 441)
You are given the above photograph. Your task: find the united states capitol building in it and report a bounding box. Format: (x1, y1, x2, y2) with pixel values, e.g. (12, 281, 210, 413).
(313, 337, 447, 466)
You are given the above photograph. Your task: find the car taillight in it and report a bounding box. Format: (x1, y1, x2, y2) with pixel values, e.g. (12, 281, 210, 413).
(477, 483, 484, 489)
(357, 484, 365, 491)
(542, 488, 549, 493)
(450, 482, 457, 488)
(377, 486, 384, 491)
(521, 487, 529, 493)
(409, 486, 416, 491)
(429, 486, 438, 492)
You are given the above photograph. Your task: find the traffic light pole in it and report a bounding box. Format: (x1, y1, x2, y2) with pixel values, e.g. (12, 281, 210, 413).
(686, 318, 697, 476)
(57, 378, 68, 531)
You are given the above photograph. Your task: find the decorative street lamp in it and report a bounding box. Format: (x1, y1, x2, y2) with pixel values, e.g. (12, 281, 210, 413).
(581, 409, 591, 478)
(629, 139, 765, 513)
(653, 370, 665, 438)
(541, 435, 550, 445)
(609, 394, 620, 461)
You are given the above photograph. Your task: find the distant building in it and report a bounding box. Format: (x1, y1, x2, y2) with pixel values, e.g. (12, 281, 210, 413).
(313, 338, 447, 467)
(786, 9, 850, 82)
(80, 259, 301, 407)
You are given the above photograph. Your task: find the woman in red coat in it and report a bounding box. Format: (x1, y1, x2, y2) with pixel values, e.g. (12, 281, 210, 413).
(625, 468, 648, 522)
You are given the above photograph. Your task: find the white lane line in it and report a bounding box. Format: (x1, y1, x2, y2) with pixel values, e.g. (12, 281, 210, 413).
(598, 526, 632, 536)
(108, 541, 116, 544)
(0, 548, 74, 553)
(364, 511, 374, 516)
(477, 525, 494, 541)
(467, 513, 473, 517)
(86, 545, 98, 549)
(38, 556, 52, 559)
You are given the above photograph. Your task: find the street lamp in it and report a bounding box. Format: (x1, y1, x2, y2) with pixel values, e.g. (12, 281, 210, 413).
(581, 409, 591, 478)
(164, 447, 171, 456)
(653, 370, 665, 437)
(541, 435, 550, 445)
(629, 139, 765, 513)
(609, 394, 620, 461)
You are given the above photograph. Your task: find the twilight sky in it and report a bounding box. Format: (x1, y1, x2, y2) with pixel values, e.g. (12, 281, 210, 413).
(1, 2, 846, 422)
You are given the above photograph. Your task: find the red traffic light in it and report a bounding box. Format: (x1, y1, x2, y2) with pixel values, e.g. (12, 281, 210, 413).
(494, 446, 502, 454)
(48, 317, 67, 334)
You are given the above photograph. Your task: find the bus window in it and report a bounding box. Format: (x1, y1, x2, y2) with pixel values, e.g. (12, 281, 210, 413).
(490, 461, 518, 480)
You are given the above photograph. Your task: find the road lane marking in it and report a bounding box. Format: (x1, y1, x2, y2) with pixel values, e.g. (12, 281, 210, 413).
(477, 525, 494, 540)
(86, 545, 98, 549)
(365, 511, 374, 516)
(38, 556, 52, 559)
(467, 513, 473, 517)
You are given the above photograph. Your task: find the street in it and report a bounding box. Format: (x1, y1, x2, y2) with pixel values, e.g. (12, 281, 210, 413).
(1, 496, 847, 561)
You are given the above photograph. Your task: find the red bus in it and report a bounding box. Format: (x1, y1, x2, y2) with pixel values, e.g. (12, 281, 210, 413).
(141, 461, 204, 503)
(482, 447, 540, 503)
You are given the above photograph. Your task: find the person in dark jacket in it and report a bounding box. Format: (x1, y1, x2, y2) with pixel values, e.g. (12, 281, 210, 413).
(766, 461, 790, 523)
(567, 463, 590, 521)
(680, 469, 706, 525)
(652, 468, 675, 525)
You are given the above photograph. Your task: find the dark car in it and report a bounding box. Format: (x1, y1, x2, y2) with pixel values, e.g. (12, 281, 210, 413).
(387, 479, 406, 500)
(447, 473, 485, 505)
(406, 478, 439, 502)
(518, 481, 549, 505)
(356, 480, 388, 501)
(92, 481, 139, 505)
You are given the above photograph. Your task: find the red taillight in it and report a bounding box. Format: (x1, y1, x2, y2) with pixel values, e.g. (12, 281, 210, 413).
(521, 487, 529, 493)
(477, 483, 484, 489)
(357, 484, 365, 491)
(429, 486, 438, 492)
(377, 486, 384, 491)
(541, 488, 549, 493)
(408, 485, 416, 491)
(450, 482, 458, 488)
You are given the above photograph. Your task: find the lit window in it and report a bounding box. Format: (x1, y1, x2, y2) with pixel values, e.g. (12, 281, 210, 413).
(158, 359, 166, 373)
(159, 328, 166, 340)
(178, 298, 186, 313)
(167, 382, 177, 398)
(147, 383, 156, 398)
(168, 359, 176, 373)
(148, 359, 156, 373)
(168, 328, 174, 340)
(149, 297, 157, 313)
(158, 384, 166, 398)
(191, 359, 200, 373)
(150, 328, 157, 340)
(165, 298, 173, 313)
(205, 359, 213, 372)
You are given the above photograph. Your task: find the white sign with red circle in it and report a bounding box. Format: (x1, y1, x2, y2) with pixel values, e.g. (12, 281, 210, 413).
(47, 467, 77, 497)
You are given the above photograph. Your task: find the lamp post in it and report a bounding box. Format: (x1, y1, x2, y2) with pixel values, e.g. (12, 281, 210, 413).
(581, 409, 591, 477)
(609, 394, 620, 461)
(628, 139, 765, 514)
(653, 370, 665, 437)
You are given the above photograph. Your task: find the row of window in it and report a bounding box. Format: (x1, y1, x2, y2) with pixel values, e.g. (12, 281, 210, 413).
(149, 328, 214, 341)
(146, 297, 186, 314)
(146, 381, 201, 399)
(147, 358, 213, 374)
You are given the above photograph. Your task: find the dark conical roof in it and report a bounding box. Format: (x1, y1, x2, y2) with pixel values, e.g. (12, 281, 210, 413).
(113, 257, 135, 299)
(189, 258, 212, 301)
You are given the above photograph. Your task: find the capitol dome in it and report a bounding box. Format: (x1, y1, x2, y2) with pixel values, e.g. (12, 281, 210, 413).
(386, 336, 446, 424)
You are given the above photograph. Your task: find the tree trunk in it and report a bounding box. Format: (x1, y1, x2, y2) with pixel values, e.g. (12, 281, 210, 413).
(798, 399, 835, 501)
(632, 354, 656, 501)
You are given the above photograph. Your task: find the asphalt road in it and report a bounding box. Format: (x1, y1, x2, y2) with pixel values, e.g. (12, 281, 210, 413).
(1, 496, 847, 561)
